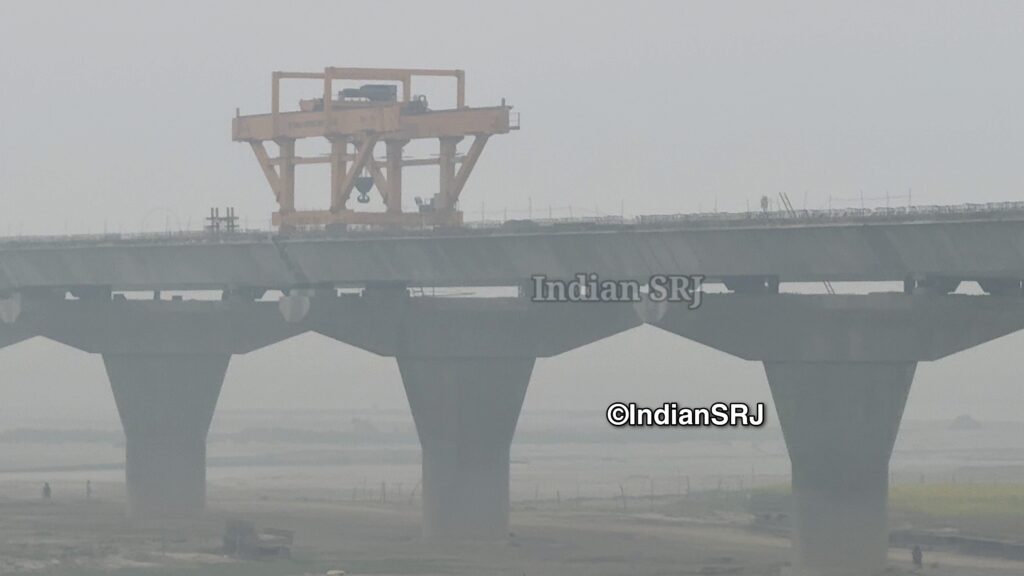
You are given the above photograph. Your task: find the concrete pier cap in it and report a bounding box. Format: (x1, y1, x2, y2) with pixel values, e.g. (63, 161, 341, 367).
(648, 292, 1024, 576)
(18, 296, 306, 522)
(312, 288, 641, 540)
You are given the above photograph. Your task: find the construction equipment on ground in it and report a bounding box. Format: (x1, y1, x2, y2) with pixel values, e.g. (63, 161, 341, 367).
(233, 67, 518, 229)
(223, 519, 294, 559)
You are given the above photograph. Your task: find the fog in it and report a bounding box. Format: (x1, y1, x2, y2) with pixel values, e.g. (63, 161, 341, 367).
(2, 1, 1024, 422)
(2, 2, 1024, 576)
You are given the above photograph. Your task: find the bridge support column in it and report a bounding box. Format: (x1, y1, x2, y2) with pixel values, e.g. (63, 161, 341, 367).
(104, 353, 229, 521)
(647, 294, 1024, 576)
(22, 298, 303, 522)
(313, 293, 639, 540)
(765, 362, 913, 576)
(398, 356, 534, 540)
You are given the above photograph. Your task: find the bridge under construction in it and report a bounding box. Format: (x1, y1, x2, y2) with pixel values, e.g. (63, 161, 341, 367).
(4, 67, 1024, 576)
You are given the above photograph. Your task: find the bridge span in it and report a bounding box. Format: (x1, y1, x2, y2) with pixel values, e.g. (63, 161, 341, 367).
(3, 205, 1024, 576)
(3, 204, 1024, 292)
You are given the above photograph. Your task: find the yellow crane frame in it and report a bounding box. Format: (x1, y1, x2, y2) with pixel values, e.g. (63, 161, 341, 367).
(233, 67, 516, 228)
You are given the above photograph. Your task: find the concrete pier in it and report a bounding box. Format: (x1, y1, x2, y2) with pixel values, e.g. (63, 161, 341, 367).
(25, 297, 303, 520)
(649, 293, 1024, 576)
(399, 357, 533, 539)
(314, 291, 639, 539)
(766, 362, 913, 575)
(105, 353, 229, 519)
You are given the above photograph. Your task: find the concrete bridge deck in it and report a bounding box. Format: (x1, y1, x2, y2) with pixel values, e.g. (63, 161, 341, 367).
(3, 205, 1024, 291)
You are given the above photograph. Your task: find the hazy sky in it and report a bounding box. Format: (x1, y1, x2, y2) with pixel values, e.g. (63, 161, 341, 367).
(1, 1, 1023, 426)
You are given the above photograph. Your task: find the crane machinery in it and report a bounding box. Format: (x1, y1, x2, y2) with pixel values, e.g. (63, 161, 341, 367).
(232, 67, 518, 229)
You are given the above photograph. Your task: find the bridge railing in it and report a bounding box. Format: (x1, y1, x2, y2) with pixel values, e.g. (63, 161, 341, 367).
(4, 201, 1024, 246)
(635, 201, 1024, 227)
(0, 229, 276, 247)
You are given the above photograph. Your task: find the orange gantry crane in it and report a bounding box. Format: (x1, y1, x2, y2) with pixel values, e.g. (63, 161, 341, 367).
(233, 67, 517, 229)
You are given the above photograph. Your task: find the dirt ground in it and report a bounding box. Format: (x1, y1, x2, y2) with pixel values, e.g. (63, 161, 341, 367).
(2, 415, 1023, 575)
(1, 485, 1022, 576)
